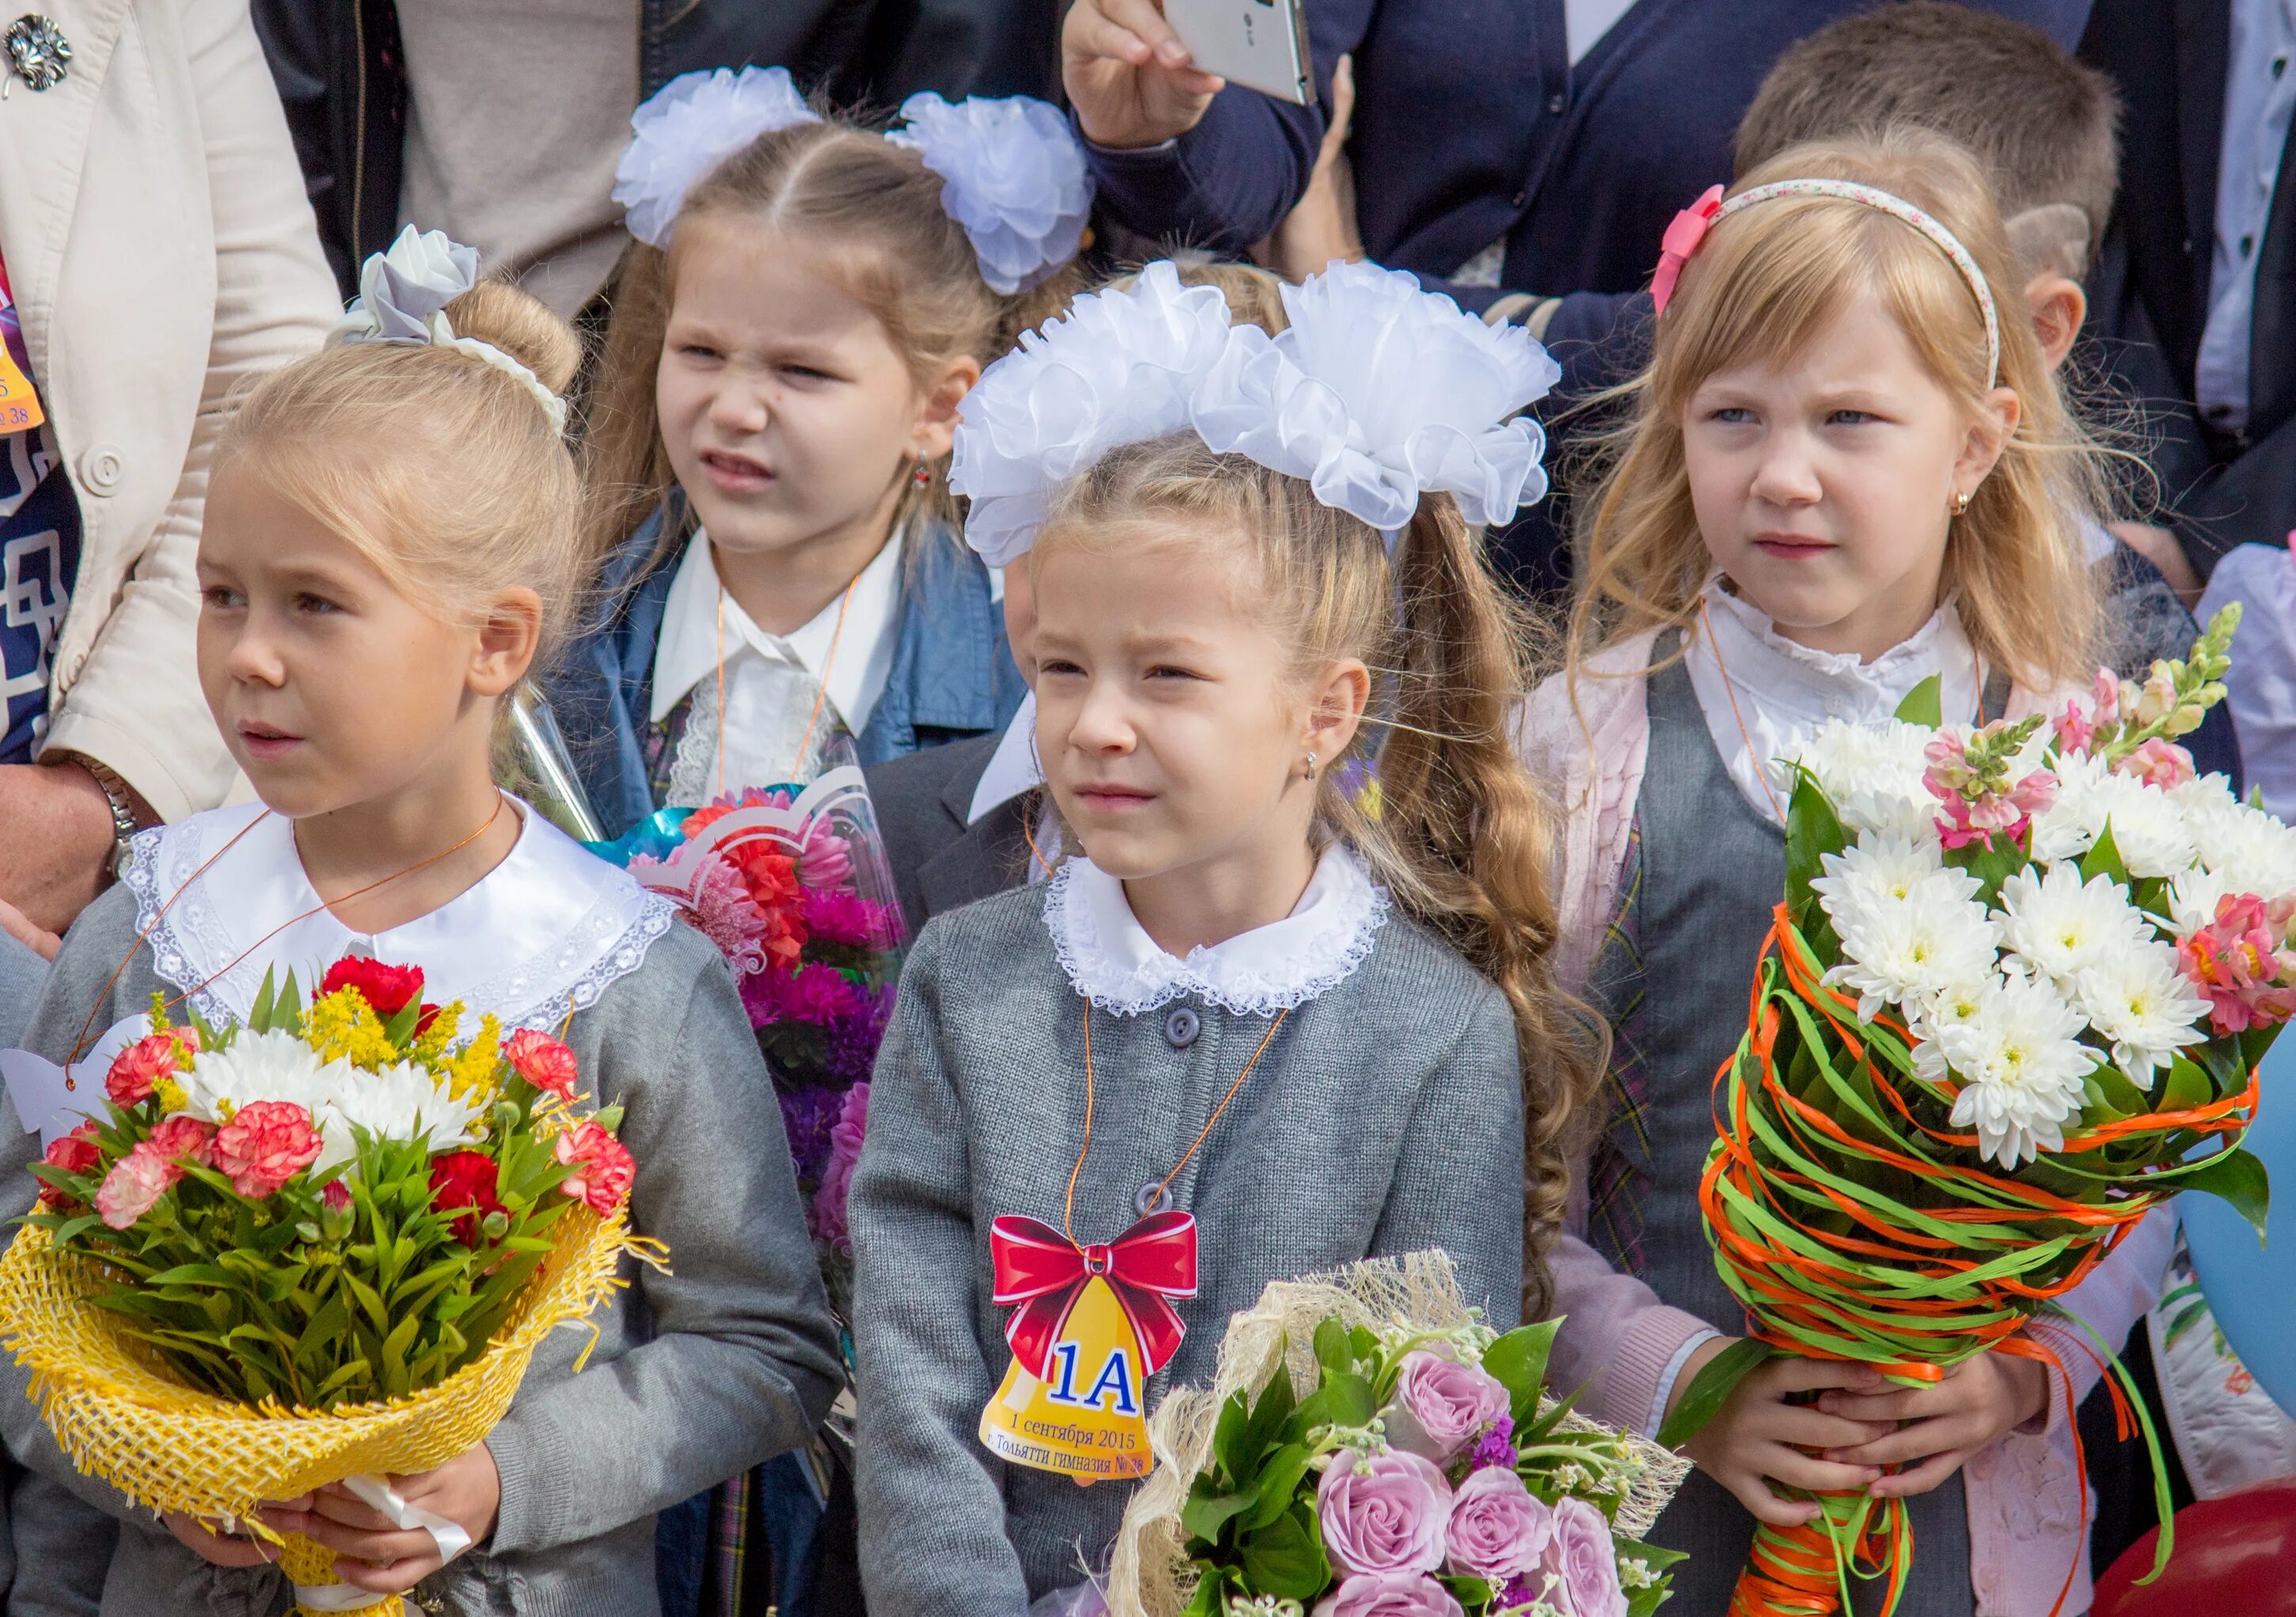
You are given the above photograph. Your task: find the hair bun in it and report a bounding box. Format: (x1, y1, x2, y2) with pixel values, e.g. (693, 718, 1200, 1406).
(440, 281, 582, 397)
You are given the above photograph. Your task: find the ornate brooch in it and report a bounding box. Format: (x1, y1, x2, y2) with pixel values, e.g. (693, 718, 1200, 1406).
(4, 14, 70, 93)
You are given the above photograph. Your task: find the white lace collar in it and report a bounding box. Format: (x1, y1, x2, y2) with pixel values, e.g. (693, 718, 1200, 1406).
(1686, 576, 1982, 824)
(124, 800, 677, 1031)
(1043, 842, 1389, 1015)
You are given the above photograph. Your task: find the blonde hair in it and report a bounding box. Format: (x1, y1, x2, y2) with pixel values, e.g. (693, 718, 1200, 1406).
(1035, 439, 1601, 1318)
(584, 110, 1079, 571)
(1571, 130, 2108, 693)
(216, 279, 587, 663)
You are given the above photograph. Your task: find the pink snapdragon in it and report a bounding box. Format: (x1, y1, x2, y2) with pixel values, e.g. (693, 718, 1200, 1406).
(2176, 893, 2296, 1034)
(2115, 738, 2198, 790)
(1925, 731, 2058, 851)
(2052, 698, 2096, 755)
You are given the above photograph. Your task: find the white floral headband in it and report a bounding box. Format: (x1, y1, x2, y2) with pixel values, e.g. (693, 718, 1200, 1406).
(1651, 177, 2002, 387)
(326, 226, 568, 433)
(612, 66, 1092, 296)
(950, 259, 1563, 563)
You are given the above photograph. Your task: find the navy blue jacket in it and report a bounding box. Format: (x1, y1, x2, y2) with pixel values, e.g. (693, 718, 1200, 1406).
(1086, 0, 2090, 302)
(550, 505, 1027, 840)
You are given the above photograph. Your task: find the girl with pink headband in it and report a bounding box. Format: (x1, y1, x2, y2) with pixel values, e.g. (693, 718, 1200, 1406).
(1519, 129, 2164, 1617)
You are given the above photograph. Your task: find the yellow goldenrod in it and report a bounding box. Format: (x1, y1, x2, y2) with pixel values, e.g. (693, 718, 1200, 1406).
(305, 991, 397, 1070)
(443, 1013, 503, 1102)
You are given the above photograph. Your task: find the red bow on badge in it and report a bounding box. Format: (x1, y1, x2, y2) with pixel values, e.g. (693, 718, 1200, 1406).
(990, 1209, 1199, 1381)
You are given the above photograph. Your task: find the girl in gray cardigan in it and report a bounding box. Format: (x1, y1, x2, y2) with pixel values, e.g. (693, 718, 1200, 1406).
(0, 240, 842, 1615)
(849, 261, 1595, 1614)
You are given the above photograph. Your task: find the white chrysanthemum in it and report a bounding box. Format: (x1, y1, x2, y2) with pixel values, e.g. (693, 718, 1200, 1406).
(2028, 751, 2196, 877)
(2182, 792, 2296, 896)
(1931, 974, 2100, 1167)
(1779, 719, 1937, 840)
(2072, 943, 2210, 1086)
(1908, 976, 1994, 1084)
(886, 93, 1091, 294)
(1823, 880, 2001, 1021)
(1809, 833, 1954, 924)
(178, 1028, 351, 1127)
(1994, 864, 2157, 986)
(2167, 866, 2248, 934)
(178, 1032, 482, 1178)
(325, 1062, 486, 1171)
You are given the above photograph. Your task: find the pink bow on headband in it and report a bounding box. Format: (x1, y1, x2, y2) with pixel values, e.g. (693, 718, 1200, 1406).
(1650, 183, 1724, 317)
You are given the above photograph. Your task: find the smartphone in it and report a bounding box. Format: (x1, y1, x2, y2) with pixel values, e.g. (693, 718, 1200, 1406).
(1161, 0, 1317, 106)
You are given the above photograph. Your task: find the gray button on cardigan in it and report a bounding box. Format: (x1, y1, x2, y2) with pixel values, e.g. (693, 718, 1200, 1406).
(850, 879, 1527, 1615)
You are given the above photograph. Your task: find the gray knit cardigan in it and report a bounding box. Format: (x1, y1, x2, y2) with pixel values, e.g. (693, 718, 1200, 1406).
(850, 879, 1526, 1615)
(0, 882, 846, 1617)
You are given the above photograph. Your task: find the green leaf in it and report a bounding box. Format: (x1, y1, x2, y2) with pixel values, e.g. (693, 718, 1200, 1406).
(1180, 1486, 1255, 1547)
(1784, 772, 1849, 924)
(2081, 821, 2131, 889)
(1656, 1338, 1777, 1448)
(251, 968, 279, 1032)
(1243, 1441, 1315, 1532)
(1894, 674, 1942, 727)
(1320, 1369, 1374, 1429)
(1236, 1505, 1327, 1600)
(2161, 1056, 2213, 1113)
(1244, 1361, 1296, 1457)
(2180, 1144, 2271, 1239)
(1481, 1320, 1560, 1422)
(1313, 1317, 1354, 1373)
(1211, 1390, 1253, 1478)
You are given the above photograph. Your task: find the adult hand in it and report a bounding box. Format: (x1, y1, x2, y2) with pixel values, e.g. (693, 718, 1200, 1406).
(162, 1510, 279, 1569)
(1258, 55, 1361, 280)
(2108, 521, 2205, 609)
(1063, 0, 1226, 150)
(1815, 1349, 2049, 1497)
(1670, 1338, 1892, 1525)
(261, 1443, 501, 1595)
(0, 763, 115, 937)
(0, 894, 60, 959)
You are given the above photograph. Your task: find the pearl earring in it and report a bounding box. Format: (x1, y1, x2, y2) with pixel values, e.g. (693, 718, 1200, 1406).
(1304, 751, 1317, 782)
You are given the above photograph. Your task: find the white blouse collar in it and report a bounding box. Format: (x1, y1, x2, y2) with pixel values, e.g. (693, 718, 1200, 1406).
(1686, 576, 1982, 824)
(1043, 842, 1390, 1016)
(125, 800, 677, 1031)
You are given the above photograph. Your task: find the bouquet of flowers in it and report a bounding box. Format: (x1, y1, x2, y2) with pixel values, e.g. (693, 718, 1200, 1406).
(1110, 1253, 1690, 1617)
(591, 763, 906, 1313)
(1668, 606, 2282, 1615)
(2, 955, 644, 1617)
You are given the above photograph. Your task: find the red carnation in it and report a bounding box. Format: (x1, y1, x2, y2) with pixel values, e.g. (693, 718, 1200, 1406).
(105, 1033, 183, 1106)
(37, 1122, 103, 1210)
(554, 1119, 636, 1217)
(212, 1101, 322, 1198)
(145, 1114, 217, 1168)
(428, 1149, 505, 1245)
(504, 1028, 580, 1101)
(318, 955, 426, 1018)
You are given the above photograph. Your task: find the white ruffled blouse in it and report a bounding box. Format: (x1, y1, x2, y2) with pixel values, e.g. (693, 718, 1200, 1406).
(1686, 578, 1983, 825)
(1043, 842, 1389, 1016)
(125, 799, 676, 1031)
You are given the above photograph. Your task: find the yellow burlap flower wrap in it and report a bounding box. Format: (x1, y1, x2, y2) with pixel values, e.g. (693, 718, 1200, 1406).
(0, 1204, 642, 1616)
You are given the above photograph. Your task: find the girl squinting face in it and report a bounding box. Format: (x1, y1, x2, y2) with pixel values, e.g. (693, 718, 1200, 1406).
(1683, 290, 2017, 661)
(656, 221, 960, 571)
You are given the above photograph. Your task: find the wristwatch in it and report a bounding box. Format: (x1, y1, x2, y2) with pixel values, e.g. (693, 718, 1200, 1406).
(59, 753, 141, 879)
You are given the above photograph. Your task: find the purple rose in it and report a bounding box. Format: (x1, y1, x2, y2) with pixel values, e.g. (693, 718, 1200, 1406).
(1381, 1349, 1512, 1464)
(1541, 1497, 1625, 1617)
(1317, 1451, 1452, 1577)
(1443, 1466, 1556, 1584)
(1310, 1572, 1465, 1617)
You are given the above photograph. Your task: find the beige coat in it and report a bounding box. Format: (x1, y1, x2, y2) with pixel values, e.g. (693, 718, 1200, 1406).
(4, 0, 336, 820)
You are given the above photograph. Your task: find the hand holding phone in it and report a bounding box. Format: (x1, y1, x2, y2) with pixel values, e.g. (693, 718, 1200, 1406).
(1063, 0, 1230, 150)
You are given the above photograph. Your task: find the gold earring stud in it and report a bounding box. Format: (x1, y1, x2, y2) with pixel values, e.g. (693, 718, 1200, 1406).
(1304, 751, 1317, 782)
(1951, 489, 1971, 516)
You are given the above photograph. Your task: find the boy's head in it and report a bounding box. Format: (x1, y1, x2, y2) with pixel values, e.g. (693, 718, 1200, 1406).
(1736, 2, 2119, 363)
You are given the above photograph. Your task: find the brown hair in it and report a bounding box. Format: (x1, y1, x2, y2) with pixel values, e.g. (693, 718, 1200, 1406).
(583, 111, 1079, 572)
(216, 279, 588, 665)
(1572, 131, 2109, 696)
(1035, 439, 1601, 1318)
(1735, 2, 2120, 276)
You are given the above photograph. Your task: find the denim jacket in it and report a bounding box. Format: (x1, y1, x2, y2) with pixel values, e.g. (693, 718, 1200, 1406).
(552, 501, 1026, 840)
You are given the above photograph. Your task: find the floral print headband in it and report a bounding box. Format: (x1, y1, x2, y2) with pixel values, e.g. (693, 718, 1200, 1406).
(1650, 178, 2002, 389)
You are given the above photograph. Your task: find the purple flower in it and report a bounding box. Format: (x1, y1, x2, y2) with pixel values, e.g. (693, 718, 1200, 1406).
(821, 989, 894, 1082)
(1317, 1450, 1451, 1577)
(1443, 1467, 1555, 1585)
(1468, 1416, 1517, 1474)
(803, 888, 895, 949)
(771, 964, 862, 1026)
(1310, 1572, 1464, 1617)
(1382, 1350, 1512, 1465)
(778, 1085, 845, 1190)
(812, 1081, 869, 1254)
(1540, 1497, 1625, 1617)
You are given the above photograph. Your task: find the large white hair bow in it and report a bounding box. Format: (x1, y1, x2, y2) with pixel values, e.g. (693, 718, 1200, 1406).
(950, 261, 1237, 565)
(612, 66, 819, 249)
(1190, 261, 1562, 533)
(885, 93, 1093, 295)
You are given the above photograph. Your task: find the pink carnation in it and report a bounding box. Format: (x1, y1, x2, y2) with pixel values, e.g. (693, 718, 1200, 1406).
(145, 1114, 216, 1167)
(95, 1141, 180, 1230)
(555, 1118, 636, 1215)
(812, 1082, 869, 1254)
(212, 1100, 322, 1198)
(504, 1027, 580, 1101)
(105, 1033, 183, 1106)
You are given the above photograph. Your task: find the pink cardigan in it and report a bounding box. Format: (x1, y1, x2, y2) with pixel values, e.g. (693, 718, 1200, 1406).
(1518, 630, 2174, 1617)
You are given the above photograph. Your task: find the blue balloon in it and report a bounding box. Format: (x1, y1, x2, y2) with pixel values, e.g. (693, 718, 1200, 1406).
(2183, 1032, 2296, 1413)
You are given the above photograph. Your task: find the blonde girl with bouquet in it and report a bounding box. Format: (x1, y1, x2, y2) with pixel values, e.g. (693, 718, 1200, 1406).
(0, 232, 842, 1615)
(1519, 131, 2175, 1616)
(848, 260, 1597, 1615)
(559, 67, 1091, 834)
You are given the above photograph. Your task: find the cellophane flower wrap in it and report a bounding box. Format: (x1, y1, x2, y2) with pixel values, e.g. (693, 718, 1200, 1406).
(599, 762, 907, 1320)
(1108, 1252, 1691, 1617)
(1670, 606, 2283, 1615)
(2, 955, 646, 1617)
